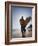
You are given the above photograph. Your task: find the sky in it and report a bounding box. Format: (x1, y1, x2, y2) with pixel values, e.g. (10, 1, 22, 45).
(11, 6, 32, 29)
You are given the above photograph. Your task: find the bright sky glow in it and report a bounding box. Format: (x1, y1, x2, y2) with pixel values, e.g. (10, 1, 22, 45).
(11, 6, 32, 29)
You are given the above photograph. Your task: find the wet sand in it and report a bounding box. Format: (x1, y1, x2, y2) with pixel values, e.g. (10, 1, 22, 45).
(12, 29, 32, 38)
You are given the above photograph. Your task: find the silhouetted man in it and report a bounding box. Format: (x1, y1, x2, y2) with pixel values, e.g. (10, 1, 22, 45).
(20, 16, 31, 37)
(20, 16, 26, 37)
